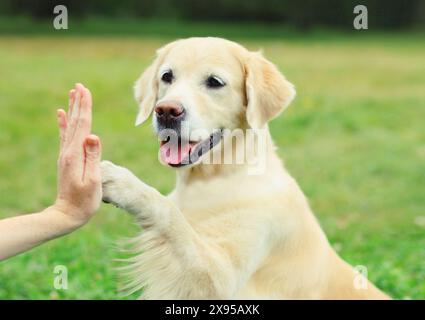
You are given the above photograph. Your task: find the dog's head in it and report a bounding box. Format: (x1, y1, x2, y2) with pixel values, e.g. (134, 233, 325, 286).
(134, 37, 295, 168)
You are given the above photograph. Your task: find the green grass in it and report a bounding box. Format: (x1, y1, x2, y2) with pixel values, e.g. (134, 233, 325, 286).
(0, 29, 424, 299)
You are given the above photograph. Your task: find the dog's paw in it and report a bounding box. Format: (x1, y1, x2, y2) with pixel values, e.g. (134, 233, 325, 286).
(101, 160, 162, 216)
(101, 160, 138, 209)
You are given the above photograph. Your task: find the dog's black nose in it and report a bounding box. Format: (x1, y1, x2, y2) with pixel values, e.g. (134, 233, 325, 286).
(155, 101, 185, 122)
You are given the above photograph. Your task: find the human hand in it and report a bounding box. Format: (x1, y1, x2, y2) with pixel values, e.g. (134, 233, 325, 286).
(54, 83, 102, 228)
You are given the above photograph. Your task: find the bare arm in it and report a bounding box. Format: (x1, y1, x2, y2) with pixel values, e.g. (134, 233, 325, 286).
(0, 83, 102, 261)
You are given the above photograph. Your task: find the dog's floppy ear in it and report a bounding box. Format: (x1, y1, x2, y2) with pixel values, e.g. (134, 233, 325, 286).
(244, 51, 296, 129)
(134, 46, 170, 126)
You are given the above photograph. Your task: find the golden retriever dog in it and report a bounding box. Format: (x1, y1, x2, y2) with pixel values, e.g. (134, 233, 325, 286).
(101, 37, 389, 299)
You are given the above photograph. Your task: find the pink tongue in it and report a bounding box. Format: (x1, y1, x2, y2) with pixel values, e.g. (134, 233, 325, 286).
(160, 142, 192, 165)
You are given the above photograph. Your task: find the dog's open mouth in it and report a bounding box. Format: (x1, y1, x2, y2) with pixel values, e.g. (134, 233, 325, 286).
(159, 130, 223, 167)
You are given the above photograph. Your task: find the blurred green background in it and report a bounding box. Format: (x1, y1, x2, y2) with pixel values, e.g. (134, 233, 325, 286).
(0, 0, 424, 299)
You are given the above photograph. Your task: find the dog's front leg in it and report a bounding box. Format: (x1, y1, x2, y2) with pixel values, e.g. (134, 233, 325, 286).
(101, 161, 238, 299)
(101, 161, 271, 299)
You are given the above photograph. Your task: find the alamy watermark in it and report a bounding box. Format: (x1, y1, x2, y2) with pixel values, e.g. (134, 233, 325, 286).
(53, 265, 68, 290)
(157, 123, 268, 175)
(353, 265, 368, 290)
(53, 5, 68, 30)
(353, 5, 368, 30)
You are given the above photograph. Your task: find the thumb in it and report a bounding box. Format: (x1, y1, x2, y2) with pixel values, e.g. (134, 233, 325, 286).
(84, 134, 102, 182)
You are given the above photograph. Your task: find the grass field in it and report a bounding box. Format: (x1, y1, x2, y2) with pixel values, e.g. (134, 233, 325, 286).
(0, 27, 424, 299)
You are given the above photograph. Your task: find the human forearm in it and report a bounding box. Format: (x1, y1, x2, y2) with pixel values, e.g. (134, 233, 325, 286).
(0, 205, 83, 261)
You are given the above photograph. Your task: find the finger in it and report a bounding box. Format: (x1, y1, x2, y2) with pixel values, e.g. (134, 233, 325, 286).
(70, 85, 82, 123)
(68, 89, 76, 120)
(83, 134, 102, 184)
(73, 85, 93, 144)
(61, 84, 85, 179)
(57, 108, 67, 152)
(65, 84, 83, 148)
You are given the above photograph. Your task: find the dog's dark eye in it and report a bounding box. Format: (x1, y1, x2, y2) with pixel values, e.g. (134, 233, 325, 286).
(206, 76, 225, 89)
(161, 70, 173, 84)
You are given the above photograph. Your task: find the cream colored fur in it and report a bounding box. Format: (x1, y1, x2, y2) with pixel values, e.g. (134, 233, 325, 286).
(101, 37, 389, 299)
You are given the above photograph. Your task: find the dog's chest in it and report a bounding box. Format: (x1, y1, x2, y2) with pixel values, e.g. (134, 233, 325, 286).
(176, 187, 235, 221)
(173, 177, 261, 221)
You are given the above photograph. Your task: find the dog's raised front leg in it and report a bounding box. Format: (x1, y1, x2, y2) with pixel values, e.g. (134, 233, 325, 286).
(101, 160, 272, 299)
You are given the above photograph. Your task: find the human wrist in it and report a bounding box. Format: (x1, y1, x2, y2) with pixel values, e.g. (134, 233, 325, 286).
(48, 200, 90, 232)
